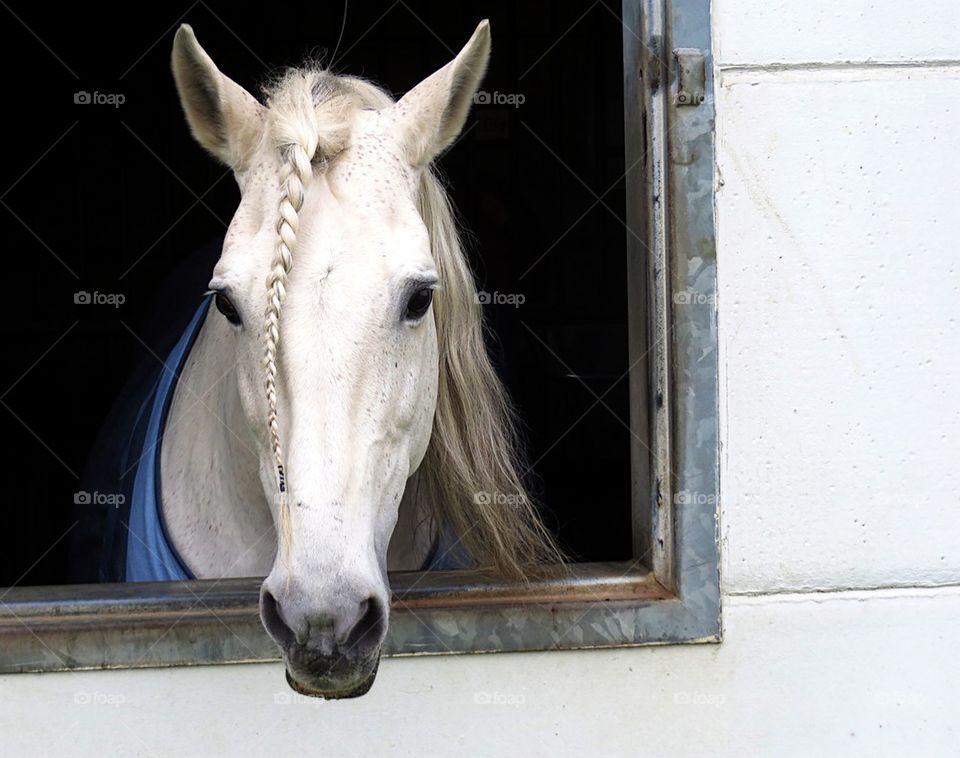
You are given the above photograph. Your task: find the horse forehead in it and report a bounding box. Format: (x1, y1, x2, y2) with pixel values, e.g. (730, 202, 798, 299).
(333, 114, 417, 202)
(221, 126, 426, 274)
(305, 149, 428, 262)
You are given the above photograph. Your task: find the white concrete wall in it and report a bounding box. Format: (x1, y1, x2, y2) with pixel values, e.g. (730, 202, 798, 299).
(2, 587, 957, 756)
(714, 6, 960, 594)
(3, 3, 959, 755)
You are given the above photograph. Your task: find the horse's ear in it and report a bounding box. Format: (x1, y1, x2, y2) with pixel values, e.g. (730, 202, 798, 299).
(393, 20, 491, 167)
(171, 24, 264, 171)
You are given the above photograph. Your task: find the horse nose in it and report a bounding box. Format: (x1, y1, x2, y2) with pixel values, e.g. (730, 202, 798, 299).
(259, 584, 388, 658)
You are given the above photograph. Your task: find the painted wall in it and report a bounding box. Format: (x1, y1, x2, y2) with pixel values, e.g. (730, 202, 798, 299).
(715, 0, 960, 596)
(2, 2, 958, 755)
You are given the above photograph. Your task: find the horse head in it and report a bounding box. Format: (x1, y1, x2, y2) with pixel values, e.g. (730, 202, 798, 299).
(170, 20, 558, 698)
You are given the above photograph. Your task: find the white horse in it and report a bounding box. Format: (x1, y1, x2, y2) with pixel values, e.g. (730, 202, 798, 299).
(152, 20, 560, 697)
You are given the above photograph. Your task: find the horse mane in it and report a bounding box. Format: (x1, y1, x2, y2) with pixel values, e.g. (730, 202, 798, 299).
(260, 66, 564, 580)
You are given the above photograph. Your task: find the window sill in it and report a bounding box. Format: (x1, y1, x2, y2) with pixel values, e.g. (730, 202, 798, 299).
(0, 561, 717, 674)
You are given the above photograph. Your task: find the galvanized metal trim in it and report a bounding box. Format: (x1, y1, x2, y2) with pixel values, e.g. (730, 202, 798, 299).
(0, 563, 677, 673)
(624, 0, 721, 630)
(662, 0, 721, 626)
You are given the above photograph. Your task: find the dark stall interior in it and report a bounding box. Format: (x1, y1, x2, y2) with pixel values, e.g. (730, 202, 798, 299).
(0, 0, 632, 585)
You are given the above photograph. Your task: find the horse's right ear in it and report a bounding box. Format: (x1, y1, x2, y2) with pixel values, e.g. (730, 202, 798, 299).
(171, 25, 264, 171)
(392, 20, 491, 168)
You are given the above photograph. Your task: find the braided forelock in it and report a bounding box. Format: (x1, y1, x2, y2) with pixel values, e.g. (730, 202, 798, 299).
(263, 72, 322, 566)
(260, 69, 386, 566)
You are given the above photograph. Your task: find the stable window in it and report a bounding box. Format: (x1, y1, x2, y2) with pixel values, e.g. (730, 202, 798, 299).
(0, 0, 719, 672)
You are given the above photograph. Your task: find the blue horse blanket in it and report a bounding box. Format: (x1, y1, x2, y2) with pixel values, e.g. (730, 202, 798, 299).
(68, 294, 212, 583)
(122, 295, 212, 582)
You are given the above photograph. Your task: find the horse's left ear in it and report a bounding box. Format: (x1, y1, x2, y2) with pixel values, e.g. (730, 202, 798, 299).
(171, 24, 265, 171)
(393, 20, 491, 167)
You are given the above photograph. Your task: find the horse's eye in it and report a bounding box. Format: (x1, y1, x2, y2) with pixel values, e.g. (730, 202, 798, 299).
(404, 287, 434, 321)
(214, 292, 242, 326)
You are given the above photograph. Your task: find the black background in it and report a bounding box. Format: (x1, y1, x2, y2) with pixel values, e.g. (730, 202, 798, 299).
(0, 0, 631, 585)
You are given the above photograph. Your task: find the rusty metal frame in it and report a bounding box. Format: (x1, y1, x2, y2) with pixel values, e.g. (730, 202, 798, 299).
(0, 0, 720, 673)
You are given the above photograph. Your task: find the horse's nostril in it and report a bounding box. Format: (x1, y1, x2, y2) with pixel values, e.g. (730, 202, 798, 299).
(261, 583, 386, 660)
(343, 595, 387, 654)
(260, 588, 297, 649)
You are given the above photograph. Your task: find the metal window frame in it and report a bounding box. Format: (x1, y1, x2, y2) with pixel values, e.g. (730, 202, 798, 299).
(0, 0, 720, 674)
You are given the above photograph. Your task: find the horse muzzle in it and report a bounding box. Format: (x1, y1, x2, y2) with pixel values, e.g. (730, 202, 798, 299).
(284, 648, 381, 699)
(259, 578, 389, 698)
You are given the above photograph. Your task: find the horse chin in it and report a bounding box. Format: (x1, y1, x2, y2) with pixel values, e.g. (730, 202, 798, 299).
(283, 653, 381, 700)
